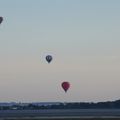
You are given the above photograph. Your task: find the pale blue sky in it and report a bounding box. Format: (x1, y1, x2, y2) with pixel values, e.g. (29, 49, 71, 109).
(0, 0, 120, 102)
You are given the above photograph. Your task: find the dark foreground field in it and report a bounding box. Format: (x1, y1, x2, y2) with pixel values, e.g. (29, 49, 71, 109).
(1, 117, 120, 120)
(0, 109, 120, 120)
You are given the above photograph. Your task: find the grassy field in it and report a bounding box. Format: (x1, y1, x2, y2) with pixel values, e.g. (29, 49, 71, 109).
(1, 117, 120, 120)
(0, 109, 120, 120)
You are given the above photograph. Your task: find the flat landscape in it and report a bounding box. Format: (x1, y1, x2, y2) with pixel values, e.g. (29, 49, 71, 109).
(0, 109, 120, 120)
(0, 117, 120, 120)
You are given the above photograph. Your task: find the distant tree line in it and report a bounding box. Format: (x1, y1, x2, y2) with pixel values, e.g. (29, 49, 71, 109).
(0, 100, 120, 110)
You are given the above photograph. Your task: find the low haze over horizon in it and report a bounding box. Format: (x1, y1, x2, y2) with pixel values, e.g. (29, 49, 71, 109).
(0, 0, 120, 102)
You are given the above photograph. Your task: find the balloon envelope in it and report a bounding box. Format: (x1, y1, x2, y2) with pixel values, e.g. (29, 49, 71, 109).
(46, 55, 52, 63)
(0, 17, 3, 24)
(61, 82, 70, 92)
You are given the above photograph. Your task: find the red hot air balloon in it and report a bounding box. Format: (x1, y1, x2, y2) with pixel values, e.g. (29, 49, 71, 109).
(61, 82, 70, 93)
(0, 17, 3, 24)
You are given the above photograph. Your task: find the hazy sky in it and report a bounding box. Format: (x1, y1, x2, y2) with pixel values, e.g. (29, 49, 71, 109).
(0, 0, 120, 102)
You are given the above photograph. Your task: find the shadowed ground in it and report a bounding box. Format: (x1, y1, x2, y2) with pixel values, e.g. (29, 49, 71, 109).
(0, 109, 120, 117)
(0, 109, 120, 120)
(1, 117, 120, 120)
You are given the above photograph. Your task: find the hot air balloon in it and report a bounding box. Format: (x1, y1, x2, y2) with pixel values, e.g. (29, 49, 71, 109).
(0, 17, 3, 24)
(46, 55, 52, 63)
(61, 82, 70, 93)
